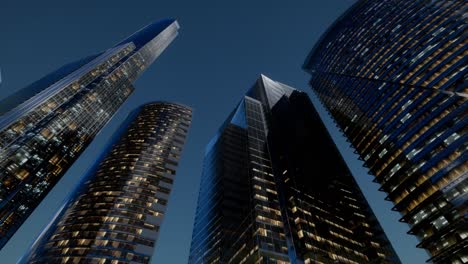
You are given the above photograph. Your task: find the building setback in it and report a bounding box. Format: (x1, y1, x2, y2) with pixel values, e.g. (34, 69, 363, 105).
(189, 75, 400, 264)
(303, 0, 467, 263)
(0, 19, 179, 249)
(22, 102, 192, 264)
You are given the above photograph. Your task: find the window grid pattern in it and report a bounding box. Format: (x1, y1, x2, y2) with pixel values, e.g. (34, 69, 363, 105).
(0, 20, 179, 250)
(24, 102, 192, 264)
(227, 97, 289, 264)
(303, 1, 467, 262)
(189, 76, 399, 264)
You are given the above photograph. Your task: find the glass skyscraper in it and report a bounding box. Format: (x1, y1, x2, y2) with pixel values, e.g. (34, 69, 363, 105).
(189, 75, 400, 264)
(0, 19, 179, 249)
(22, 102, 192, 264)
(303, 1, 466, 263)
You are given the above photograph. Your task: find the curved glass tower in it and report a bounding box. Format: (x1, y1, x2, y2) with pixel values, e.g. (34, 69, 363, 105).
(22, 102, 192, 264)
(189, 75, 400, 264)
(303, 1, 466, 262)
(0, 19, 179, 249)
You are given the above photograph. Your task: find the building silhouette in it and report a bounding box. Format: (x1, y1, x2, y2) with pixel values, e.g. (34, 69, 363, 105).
(303, 1, 467, 262)
(189, 75, 400, 263)
(22, 102, 192, 264)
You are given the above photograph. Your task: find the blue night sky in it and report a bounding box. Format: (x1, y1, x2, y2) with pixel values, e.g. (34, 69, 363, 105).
(0, 0, 428, 263)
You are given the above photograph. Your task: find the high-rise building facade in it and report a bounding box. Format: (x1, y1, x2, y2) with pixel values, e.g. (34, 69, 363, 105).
(0, 19, 179, 249)
(303, 1, 467, 263)
(189, 76, 290, 264)
(189, 75, 400, 264)
(22, 102, 192, 264)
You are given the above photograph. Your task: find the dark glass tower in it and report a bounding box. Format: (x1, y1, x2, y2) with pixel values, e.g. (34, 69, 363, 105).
(189, 75, 400, 264)
(22, 102, 192, 264)
(303, 1, 467, 263)
(0, 19, 179, 249)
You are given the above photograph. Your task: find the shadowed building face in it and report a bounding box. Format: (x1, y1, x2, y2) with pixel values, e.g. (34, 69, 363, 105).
(189, 75, 401, 264)
(303, 0, 467, 262)
(0, 19, 179, 250)
(22, 102, 192, 264)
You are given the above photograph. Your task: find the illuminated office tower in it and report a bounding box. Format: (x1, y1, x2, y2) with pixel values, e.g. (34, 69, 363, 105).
(303, 0, 467, 262)
(189, 76, 291, 264)
(0, 19, 179, 249)
(189, 75, 400, 264)
(22, 102, 192, 264)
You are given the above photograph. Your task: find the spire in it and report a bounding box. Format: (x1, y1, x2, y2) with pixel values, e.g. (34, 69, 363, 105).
(114, 19, 178, 49)
(257, 74, 297, 109)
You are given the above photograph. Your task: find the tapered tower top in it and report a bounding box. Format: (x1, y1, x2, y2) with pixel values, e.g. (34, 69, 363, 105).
(114, 18, 178, 49)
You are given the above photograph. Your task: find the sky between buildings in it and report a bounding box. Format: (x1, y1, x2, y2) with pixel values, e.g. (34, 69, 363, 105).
(0, 0, 428, 263)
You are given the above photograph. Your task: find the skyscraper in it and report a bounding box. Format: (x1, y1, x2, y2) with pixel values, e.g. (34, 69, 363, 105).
(189, 75, 400, 264)
(303, 1, 466, 262)
(22, 102, 192, 264)
(0, 19, 179, 249)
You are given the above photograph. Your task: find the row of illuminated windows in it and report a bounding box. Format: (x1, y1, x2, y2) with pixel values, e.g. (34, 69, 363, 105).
(402, 156, 465, 214)
(373, 101, 461, 185)
(360, 3, 459, 82)
(318, 0, 458, 81)
(393, 154, 464, 206)
(51, 229, 154, 248)
(301, 231, 367, 264)
(226, 243, 258, 264)
(329, 230, 364, 248)
(415, 185, 467, 238)
(0, 45, 133, 148)
(255, 214, 283, 228)
(292, 200, 373, 236)
(0, 87, 131, 231)
(428, 230, 463, 257)
(402, 39, 464, 86)
(43, 247, 148, 262)
(58, 214, 157, 231)
(55, 222, 146, 237)
(410, 192, 462, 234)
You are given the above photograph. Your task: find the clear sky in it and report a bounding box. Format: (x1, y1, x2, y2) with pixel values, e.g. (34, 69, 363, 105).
(0, 0, 428, 263)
